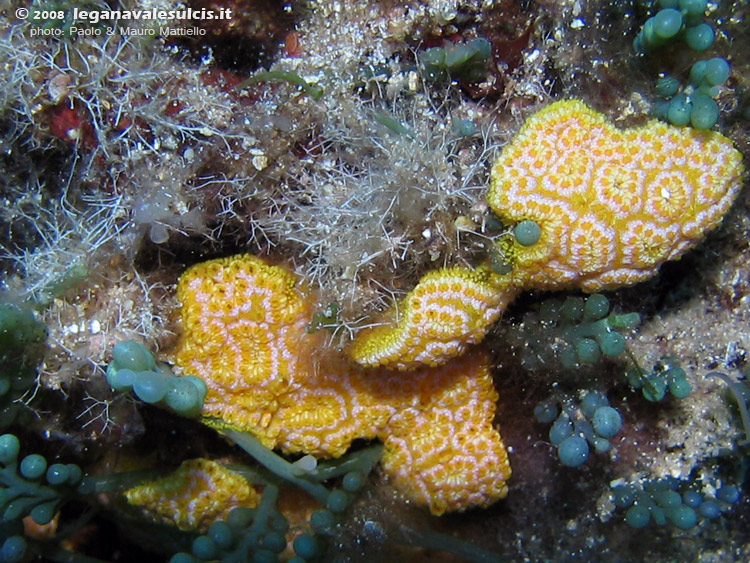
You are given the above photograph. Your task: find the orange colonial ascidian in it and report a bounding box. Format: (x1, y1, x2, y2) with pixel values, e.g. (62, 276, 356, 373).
(349, 265, 518, 370)
(380, 350, 511, 515)
(175, 254, 389, 458)
(176, 255, 316, 445)
(489, 99, 745, 292)
(125, 458, 258, 531)
(174, 254, 511, 515)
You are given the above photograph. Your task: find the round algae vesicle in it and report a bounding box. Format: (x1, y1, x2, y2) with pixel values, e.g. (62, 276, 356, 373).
(514, 220, 541, 246)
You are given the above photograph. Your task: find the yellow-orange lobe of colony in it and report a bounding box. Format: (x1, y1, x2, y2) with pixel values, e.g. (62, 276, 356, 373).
(175, 255, 511, 514)
(125, 458, 258, 531)
(488, 99, 744, 292)
(176, 255, 387, 458)
(349, 265, 519, 370)
(176, 255, 319, 449)
(381, 351, 511, 515)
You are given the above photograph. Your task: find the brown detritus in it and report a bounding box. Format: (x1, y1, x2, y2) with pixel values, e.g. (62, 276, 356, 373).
(283, 31, 303, 58)
(475, 0, 536, 98)
(163, 99, 185, 117)
(47, 99, 97, 150)
(199, 67, 245, 93)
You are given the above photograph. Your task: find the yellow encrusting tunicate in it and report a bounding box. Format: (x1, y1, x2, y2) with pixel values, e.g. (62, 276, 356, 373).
(174, 255, 511, 515)
(381, 350, 511, 515)
(349, 265, 518, 370)
(488, 99, 744, 292)
(125, 458, 259, 531)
